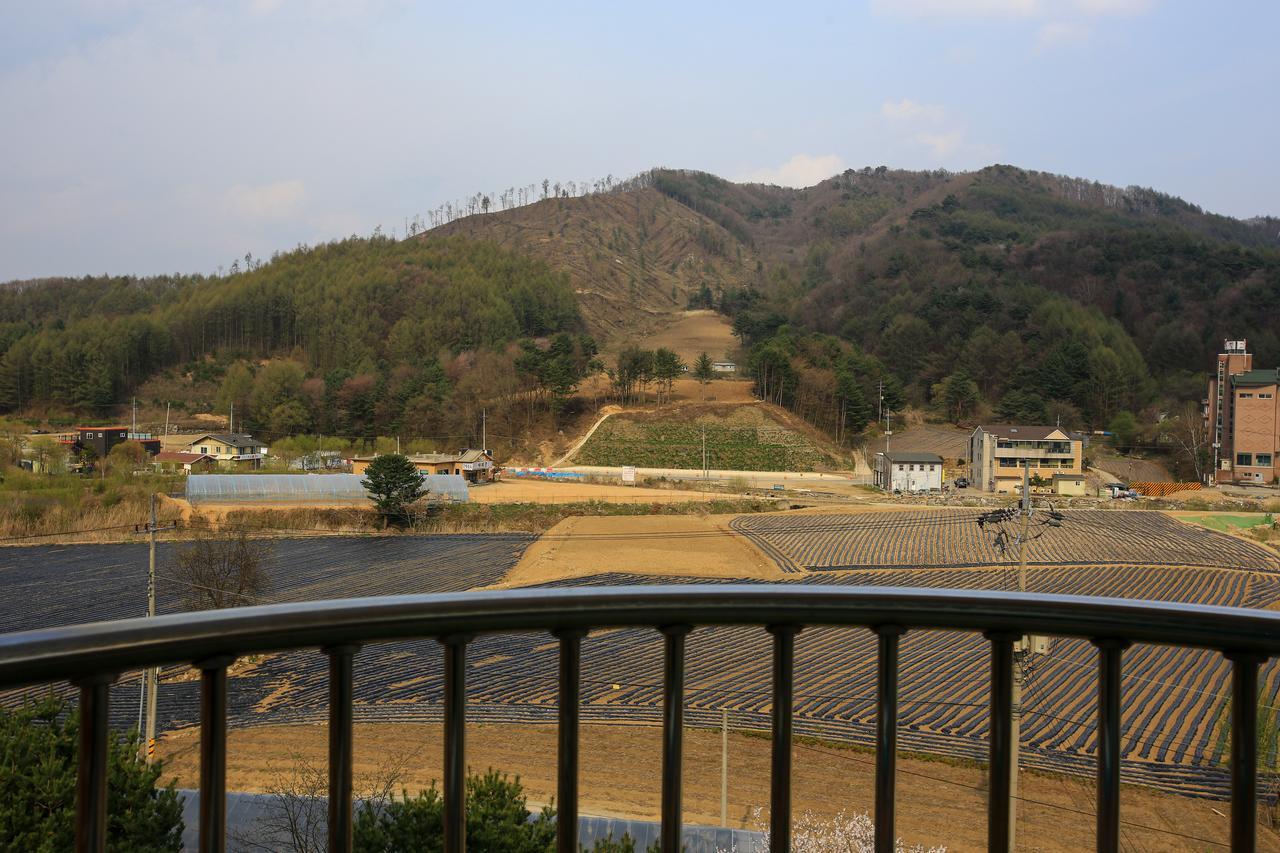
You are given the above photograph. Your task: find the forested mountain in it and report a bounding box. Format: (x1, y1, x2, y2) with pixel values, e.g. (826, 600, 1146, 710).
(633, 165, 1280, 431)
(0, 237, 583, 437)
(1, 162, 1277, 441)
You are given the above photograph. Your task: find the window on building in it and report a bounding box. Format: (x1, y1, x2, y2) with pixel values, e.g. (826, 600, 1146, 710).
(1257, 453, 1273, 467)
(1240, 393, 1254, 399)
(98, 432, 104, 438)
(1237, 453, 1253, 466)
(1262, 393, 1274, 399)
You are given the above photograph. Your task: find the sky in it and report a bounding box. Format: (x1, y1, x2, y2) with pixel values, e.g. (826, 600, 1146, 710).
(1, 0, 1276, 281)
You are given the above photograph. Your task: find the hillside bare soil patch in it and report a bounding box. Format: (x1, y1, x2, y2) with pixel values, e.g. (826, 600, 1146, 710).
(156, 721, 1265, 852)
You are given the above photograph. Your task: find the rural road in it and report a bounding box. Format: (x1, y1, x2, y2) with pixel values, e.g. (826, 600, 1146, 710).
(560, 464, 870, 488)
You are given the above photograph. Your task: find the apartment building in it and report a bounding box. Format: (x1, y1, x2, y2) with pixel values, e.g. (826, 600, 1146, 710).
(968, 424, 1085, 495)
(1206, 339, 1280, 484)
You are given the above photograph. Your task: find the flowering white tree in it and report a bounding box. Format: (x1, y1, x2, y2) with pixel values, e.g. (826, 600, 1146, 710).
(721, 807, 946, 853)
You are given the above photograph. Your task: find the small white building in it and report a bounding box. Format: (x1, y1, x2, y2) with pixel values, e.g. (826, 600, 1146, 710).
(711, 361, 737, 373)
(874, 451, 944, 492)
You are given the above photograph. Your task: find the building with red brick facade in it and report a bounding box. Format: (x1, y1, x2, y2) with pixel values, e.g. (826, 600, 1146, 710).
(1206, 339, 1279, 484)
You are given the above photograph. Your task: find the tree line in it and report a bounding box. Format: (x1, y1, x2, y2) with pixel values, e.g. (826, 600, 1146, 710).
(0, 236, 582, 419)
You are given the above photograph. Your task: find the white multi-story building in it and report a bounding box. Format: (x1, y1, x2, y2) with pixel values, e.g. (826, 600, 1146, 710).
(874, 451, 944, 492)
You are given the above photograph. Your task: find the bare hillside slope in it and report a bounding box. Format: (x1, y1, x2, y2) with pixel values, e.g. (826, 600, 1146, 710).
(427, 188, 759, 339)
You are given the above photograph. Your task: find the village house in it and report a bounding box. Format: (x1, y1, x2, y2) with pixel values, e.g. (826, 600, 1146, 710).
(874, 451, 944, 492)
(350, 449, 497, 484)
(178, 433, 268, 468)
(58, 426, 161, 459)
(152, 452, 217, 473)
(968, 424, 1085, 495)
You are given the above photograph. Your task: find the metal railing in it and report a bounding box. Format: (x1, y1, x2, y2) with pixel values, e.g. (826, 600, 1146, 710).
(1, 585, 1279, 853)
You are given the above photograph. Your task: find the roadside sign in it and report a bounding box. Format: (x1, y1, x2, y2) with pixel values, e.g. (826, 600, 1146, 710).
(622, 466, 636, 484)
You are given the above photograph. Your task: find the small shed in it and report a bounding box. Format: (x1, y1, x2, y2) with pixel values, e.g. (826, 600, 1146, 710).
(1052, 472, 1087, 496)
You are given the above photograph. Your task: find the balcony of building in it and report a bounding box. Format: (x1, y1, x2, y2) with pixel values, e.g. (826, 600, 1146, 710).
(1, 585, 1276, 853)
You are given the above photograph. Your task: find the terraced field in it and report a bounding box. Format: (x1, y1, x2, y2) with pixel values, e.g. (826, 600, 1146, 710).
(574, 406, 837, 471)
(4, 513, 1280, 801)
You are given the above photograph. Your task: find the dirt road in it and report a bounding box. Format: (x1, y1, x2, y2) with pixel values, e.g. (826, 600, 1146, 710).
(156, 721, 1264, 852)
(471, 479, 740, 504)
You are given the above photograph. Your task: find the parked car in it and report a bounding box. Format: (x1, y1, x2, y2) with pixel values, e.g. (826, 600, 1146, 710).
(954, 477, 969, 488)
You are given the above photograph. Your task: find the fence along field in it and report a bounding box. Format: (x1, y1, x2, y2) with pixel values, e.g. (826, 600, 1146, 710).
(4, 512, 1280, 801)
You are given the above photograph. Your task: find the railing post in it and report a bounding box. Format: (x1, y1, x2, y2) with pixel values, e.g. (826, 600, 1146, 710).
(441, 634, 471, 853)
(768, 624, 801, 853)
(196, 655, 236, 853)
(873, 626, 904, 853)
(986, 632, 1017, 853)
(1093, 639, 1127, 853)
(325, 644, 360, 853)
(554, 628, 586, 853)
(661, 624, 691, 853)
(1228, 651, 1265, 853)
(74, 673, 116, 853)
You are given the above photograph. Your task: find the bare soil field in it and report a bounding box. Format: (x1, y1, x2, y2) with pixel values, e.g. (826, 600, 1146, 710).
(1092, 451, 1175, 484)
(471, 479, 736, 505)
(866, 425, 970, 463)
(610, 309, 739, 365)
(496, 514, 782, 586)
(155, 721, 1266, 851)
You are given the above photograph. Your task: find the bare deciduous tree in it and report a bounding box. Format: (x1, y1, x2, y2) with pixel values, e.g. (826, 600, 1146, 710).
(1158, 401, 1210, 483)
(231, 748, 416, 853)
(173, 533, 272, 611)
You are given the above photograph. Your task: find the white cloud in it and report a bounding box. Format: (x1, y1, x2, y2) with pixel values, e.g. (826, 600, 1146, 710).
(881, 98, 945, 122)
(223, 180, 308, 222)
(735, 154, 845, 188)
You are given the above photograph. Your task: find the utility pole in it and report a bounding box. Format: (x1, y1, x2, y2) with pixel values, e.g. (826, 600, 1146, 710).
(702, 429, 708, 481)
(131, 397, 137, 435)
(229, 402, 234, 434)
(721, 709, 728, 827)
(164, 402, 171, 437)
(482, 408, 487, 453)
(1008, 460, 1033, 847)
(138, 493, 176, 764)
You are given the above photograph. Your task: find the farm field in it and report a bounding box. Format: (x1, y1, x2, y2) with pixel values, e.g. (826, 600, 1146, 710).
(731, 509, 1280, 572)
(153, 720, 1261, 851)
(4, 510, 1280, 809)
(866, 425, 970, 464)
(575, 405, 839, 472)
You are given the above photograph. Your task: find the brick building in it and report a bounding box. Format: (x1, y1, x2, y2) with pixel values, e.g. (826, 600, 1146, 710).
(1206, 339, 1279, 484)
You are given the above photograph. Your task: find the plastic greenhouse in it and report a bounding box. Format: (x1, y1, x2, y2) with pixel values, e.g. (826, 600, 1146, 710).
(185, 473, 469, 504)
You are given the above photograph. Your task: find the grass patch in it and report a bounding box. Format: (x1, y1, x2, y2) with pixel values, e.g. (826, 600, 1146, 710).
(1180, 513, 1274, 532)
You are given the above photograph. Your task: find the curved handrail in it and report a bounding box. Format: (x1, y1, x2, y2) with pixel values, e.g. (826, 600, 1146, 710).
(2, 583, 1280, 688)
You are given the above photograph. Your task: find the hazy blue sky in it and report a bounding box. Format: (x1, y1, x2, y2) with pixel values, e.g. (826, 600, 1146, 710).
(1, 0, 1275, 280)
